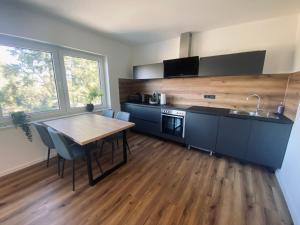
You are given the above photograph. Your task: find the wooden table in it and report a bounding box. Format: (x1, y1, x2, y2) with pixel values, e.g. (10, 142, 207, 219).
(44, 114, 135, 186)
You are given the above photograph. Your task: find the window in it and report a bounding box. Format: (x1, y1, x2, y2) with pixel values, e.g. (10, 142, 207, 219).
(64, 56, 102, 108)
(0, 46, 59, 116)
(0, 35, 108, 123)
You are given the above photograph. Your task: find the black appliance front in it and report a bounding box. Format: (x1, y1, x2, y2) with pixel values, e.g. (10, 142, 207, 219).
(161, 114, 185, 138)
(163, 56, 199, 78)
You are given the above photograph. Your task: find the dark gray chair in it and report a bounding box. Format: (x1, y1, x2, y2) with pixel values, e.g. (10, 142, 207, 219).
(33, 122, 55, 167)
(99, 111, 131, 164)
(101, 109, 114, 118)
(47, 127, 102, 191)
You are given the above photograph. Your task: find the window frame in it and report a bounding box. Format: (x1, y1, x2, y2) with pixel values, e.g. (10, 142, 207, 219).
(0, 34, 109, 126)
(59, 49, 108, 113)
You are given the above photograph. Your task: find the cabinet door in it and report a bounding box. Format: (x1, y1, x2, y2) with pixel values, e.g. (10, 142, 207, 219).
(246, 121, 292, 169)
(131, 117, 160, 136)
(121, 104, 160, 123)
(185, 113, 219, 151)
(133, 63, 163, 79)
(216, 117, 251, 159)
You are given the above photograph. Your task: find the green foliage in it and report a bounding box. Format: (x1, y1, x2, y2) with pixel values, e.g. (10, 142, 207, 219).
(87, 86, 103, 104)
(64, 56, 102, 107)
(10, 111, 32, 142)
(0, 46, 59, 115)
(0, 46, 103, 115)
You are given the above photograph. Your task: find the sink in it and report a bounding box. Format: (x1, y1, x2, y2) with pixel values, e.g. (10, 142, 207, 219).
(229, 109, 280, 119)
(229, 110, 250, 116)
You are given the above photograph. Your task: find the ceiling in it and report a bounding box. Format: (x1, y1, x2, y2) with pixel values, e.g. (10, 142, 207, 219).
(8, 0, 300, 44)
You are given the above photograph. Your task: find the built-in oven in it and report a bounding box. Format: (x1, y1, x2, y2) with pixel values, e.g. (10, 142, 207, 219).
(161, 109, 186, 138)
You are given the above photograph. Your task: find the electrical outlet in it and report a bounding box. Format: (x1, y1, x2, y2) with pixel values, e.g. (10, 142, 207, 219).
(204, 94, 216, 99)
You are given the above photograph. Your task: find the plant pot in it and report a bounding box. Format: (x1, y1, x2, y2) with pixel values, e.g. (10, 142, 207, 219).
(86, 103, 94, 112)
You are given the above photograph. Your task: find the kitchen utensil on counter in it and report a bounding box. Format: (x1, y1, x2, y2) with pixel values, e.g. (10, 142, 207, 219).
(277, 102, 285, 115)
(149, 92, 160, 104)
(128, 93, 142, 103)
(160, 93, 167, 105)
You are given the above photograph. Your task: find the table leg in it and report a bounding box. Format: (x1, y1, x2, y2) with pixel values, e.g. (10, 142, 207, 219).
(86, 130, 128, 186)
(85, 147, 94, 186)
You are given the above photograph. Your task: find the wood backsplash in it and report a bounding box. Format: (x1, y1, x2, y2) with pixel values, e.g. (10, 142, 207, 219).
(119, 73, 300, 119)
(284, 72, 300, 120)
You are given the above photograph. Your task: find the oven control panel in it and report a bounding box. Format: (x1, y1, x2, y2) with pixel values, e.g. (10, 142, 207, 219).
(161, 109, 186, 116)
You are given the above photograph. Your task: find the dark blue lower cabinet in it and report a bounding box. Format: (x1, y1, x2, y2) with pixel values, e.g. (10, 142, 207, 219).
(130, 117, 160, 136)
(121, 103, 161, 123)
(246, 121, 292, 169)
(185, 113, 219, 151)
(216, 117, 251, 160)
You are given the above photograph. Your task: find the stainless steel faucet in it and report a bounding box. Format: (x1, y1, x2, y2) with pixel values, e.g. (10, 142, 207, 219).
(246, 94, 262, 115)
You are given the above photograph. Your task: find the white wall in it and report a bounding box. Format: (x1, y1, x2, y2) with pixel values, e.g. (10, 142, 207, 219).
(0, 3, 132, 111)
(133, 15, 298, 74)
(0, 3, 132, 176)
(133, 37, 179, 66)
(276, 102, 300, 225)
(294, 14, 300, 72)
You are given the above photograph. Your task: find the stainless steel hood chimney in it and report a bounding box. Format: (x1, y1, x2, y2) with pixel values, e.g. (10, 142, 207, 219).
(179, 32, 192, 58)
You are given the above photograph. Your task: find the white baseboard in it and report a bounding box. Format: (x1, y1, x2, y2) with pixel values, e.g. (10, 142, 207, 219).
(276, 171, 300, 225)
(0, 152, 57, 178)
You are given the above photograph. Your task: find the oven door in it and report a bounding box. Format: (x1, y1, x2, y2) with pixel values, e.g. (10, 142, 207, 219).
(161, 114, 185, 138)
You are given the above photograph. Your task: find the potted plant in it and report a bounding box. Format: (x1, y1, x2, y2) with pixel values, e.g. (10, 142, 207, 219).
(11, 111, 32, 142)
(86, 87, 102, 112)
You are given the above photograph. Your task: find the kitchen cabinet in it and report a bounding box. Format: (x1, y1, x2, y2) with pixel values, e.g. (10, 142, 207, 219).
(246, 121, 292, 169)
(185, 112, 219, 151)
(121, 103, 161, 135)
(216, 117, 251, 160)
(122, 102, 292, 170)
(133, 63, 163, 79)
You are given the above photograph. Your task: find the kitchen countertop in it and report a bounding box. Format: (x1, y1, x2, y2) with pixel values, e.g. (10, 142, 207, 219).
(122, 102, 293, 124)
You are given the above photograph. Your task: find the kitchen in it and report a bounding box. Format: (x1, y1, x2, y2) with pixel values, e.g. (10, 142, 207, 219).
(1, 1, 300, 225)
(119, 33, 296, 173)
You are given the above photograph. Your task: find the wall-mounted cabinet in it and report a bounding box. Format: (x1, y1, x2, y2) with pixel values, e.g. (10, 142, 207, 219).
(133, 63, 163, 79)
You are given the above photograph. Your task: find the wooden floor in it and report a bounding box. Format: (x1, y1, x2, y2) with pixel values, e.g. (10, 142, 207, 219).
(0, 132, 292, 225)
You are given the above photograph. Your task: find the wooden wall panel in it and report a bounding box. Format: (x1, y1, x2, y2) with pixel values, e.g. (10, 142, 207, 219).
(284, 72, 300, 120)
(119, 74, 289, 114)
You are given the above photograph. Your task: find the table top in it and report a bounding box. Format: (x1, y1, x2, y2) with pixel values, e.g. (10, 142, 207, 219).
(44, 114, 135, 145)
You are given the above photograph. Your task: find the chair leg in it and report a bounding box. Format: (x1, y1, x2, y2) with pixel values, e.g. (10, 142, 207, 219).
(61, 159, 65, 178)
(46, 147, 50, 167)
(57, 154, 60, 176)
(111, 142, 115, 164)
(72, 160, 75, 192)
(126, 140, 132, 155)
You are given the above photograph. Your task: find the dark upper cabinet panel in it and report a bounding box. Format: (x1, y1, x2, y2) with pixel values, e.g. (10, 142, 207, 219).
(185, 112, 219, 151)
(133, 63, 163, 79)
(246, 121, 292, 168)
(198, 51, 266, 76)
(216, 117, 252, 160)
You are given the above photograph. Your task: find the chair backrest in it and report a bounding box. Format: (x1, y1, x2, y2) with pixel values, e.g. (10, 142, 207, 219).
(47, 127, 74, 160)
(101, 109, 114, 118)
(115, 111, 130, 122)
(33, 122, 54, 149)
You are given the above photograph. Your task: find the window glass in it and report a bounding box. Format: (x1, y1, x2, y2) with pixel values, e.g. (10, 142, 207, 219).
(64, 56, 102, 108)
(0, 45, 59, 116)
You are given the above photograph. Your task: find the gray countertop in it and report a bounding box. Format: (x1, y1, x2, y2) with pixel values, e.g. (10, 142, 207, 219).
(122, 102, 293, 124)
